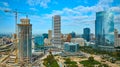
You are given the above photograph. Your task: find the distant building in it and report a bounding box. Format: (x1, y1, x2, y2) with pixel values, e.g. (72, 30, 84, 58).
(66, 34, 72, 42)
(42, 33, 48, 39)
(64, 42, 79, 52)
(44, 38, 50, 46)
(114, 29, 120, 47)
(83, 28, 90, 42)
(53, 15, 61, 48)
(71, 38, 85, 46)
(34, 35, 44, 50)
(12, 33, 17, 40)
(70, 32, 76, 38)
(17, 17, 32, 63)
(90, 33, 95, 41)
(48, 30, 52, 40)
(95, 11, 114, 46)
(48, 30, 52, 45)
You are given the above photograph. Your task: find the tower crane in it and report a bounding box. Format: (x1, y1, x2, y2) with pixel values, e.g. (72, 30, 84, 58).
(4, 9, 28, 33)
(2, 9, 31, 63)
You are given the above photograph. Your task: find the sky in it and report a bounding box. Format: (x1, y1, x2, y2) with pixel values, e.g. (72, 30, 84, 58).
(0, 0, 120, 34)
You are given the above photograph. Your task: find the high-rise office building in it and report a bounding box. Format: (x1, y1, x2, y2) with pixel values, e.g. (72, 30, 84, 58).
(17, 17, 32, 63)
(42, 33, 48, 39)
(48, 30, 52, 40)
(48, 30, 52, 45)
(34, 35, 44, 50)
(53, 15, 61, 48)
(66, 34, 72, 42)
(70, 32, 76, 38)
(114, 29, 120, 47)
(95, 11, 114, 46)
(83, 28, 90, 42)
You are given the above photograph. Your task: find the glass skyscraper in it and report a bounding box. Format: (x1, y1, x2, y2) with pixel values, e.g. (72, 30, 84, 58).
(34, 35, 44, 50)
(70, 32, 76, 38)
(95, 11, 114, 46)
(83, 28, 90, 42)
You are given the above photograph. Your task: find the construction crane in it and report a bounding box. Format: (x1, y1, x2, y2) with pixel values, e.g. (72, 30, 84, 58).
(3, 9, 30, 64)
(4, 9, 28, 34)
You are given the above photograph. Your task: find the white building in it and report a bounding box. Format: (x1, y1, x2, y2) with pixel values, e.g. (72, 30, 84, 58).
(48, 30, 52, 45)
(114, 29, 120, 47)
(71, 38, 85, 46)
(48, 30, 52, 40)
(53, 15, 61, 48)
(44, 38, 49, 46)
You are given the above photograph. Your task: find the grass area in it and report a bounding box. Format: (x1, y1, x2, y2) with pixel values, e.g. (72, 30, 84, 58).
(67, 64, 78, 67)
(64, 58, 78, 67)
(64, 61, 77, 64)
(80, 56, 101, 67)
(64, 58, 77, 64)
(43, 54, 59, 67)
(80, 60, 101, 66)
(80, 46, 120, 61)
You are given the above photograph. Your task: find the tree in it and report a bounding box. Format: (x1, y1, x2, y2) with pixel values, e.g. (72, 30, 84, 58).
(88, 56, 94, 62)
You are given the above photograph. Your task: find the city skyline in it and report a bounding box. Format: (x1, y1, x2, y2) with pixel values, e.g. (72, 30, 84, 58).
(0, 0, 120, 34)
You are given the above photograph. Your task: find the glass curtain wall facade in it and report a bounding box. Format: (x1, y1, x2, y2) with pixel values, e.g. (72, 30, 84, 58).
(83, 28, 90, 42)
(34, 35, 44, 50)
(95, 11, 114, 46)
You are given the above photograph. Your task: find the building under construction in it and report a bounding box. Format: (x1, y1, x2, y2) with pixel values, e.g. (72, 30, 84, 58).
(17, 17, 32, 63)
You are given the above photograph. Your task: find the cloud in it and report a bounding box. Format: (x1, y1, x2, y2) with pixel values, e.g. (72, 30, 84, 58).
(3, 2, 9, 7)
(114, 15, 120, 24)
(0, 7, 11, 12)
(30, 8, 38, 11)
(0, 2, 9, 7)
(27, 0, 51, 8)
(43, 0, 116, 25)
(110, 7, 120, 13)
(0, 2, 10, 12)
(26, 0, 119, 33)
(97, 0, 113, 10)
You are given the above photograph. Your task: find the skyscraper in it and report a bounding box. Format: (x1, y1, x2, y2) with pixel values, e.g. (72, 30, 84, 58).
(34, 35, 44, 50)
(114, 29, 120, 47)
(17, 17, 32, 63)
(83, 28, 90, 42)
(48, 30, 52, 40)
(53, 15, 61, 48)
(70, 32, 76, 38)
(66, 34, 72, 42)
(42, 33, 48, 39)
(48, 30, 52, 45)
(95, 11, 114, 46)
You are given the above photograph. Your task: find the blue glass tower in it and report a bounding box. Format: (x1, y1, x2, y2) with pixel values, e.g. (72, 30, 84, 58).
(42, 33, 48, 39)
(70, 32, 76, 38)
(34, 35, 44, 50)
(95, 11, 114, 46)
(83, 28, 90, 42)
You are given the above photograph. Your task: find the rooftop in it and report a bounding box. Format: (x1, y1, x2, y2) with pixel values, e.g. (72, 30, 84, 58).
(64, 42, 78, 45)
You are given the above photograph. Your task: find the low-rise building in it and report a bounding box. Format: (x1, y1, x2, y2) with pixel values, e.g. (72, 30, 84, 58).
(71, 38, 85, 46)
(64, 42, 79, 52)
